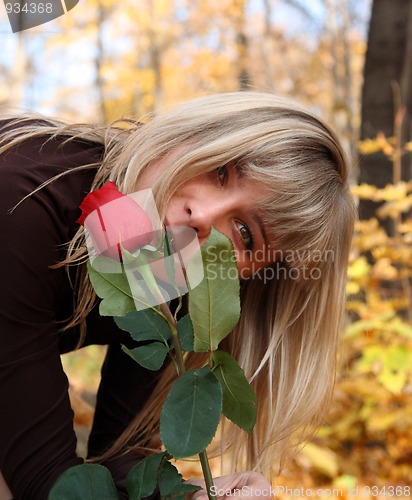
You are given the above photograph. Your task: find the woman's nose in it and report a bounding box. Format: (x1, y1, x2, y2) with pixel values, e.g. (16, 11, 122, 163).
(185, 201, 225, 241)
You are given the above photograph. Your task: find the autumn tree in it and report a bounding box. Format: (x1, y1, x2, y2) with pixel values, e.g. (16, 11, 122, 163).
(359, 0, 412, 223)
(232, 0, 251, 89)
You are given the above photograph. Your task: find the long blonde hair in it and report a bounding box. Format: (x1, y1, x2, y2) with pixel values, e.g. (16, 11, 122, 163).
(0, 92, 356, 475)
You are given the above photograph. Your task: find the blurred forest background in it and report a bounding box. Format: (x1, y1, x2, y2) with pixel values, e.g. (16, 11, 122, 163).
(1, 0, 412, 498)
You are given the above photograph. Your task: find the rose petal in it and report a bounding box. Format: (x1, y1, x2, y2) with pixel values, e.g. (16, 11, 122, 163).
(84, 196, 153, 260)
(77, 181, 124, 226)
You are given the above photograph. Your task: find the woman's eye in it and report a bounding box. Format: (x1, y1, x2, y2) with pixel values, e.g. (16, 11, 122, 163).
(216, 165, 228, 186)
(236, 221, 254, 250)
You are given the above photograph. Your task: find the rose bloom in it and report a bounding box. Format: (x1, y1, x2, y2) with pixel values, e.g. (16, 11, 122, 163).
(77, 181, 153, 261)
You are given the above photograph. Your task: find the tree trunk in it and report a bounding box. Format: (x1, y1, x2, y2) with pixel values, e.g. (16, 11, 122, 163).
(95, 0, 107, 123)
(400, 3, 412, 177)
(147, 0, 164, 111)
(262, 0, 275, 91)
(340, 0, 356, 163)
(359, 0, 412, 222)
(233, 0, 251, 90)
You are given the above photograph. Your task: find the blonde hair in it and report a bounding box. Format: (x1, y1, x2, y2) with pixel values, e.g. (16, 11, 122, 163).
(0, 92, 355, 475)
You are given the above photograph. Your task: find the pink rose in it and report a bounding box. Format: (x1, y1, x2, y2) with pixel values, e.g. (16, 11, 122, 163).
(77, 181, 153, 261)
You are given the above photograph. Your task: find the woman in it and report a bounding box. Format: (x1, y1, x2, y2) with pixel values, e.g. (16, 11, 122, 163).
(0, 92, 355, 499)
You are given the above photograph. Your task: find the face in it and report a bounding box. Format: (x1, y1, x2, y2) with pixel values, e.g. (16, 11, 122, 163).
(138, 159, 273, 279)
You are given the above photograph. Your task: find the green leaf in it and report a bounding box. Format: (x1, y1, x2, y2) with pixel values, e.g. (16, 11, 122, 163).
(160, 366, 222, 459)
(115, 309, 171, 343)
(188, 228, 241, 352)
(48, 464, 118, 500)
(125, 453, 164, 500)
(87, 261, 135, 317)
(159, 460, 202, 499)
(122, 342, 169, 371)
(178, 314, 195, 351)
(212, 351, 257, 433)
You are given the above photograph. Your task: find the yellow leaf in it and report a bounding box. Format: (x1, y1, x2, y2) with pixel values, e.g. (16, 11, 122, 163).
(378, 369, 406, 395)
(297, 443, 339, 478)
(367, 407, 412, 433)
(377, 195, 412, 218)
(372, 258, 398, 280)
(356, 218, 379, 232)
(357, 138, 383, 155)
(345, 312, 397, 339)
(357, 344, 412, 394)
(347, 256, 371, 279)
(374, 182, 408, 201)
(353, 219, 388, 250)
(333, 475, 358, 491)
(388, 318, 412, 339)
(344, 320, 374, 339)
(351, 183, 377, 199)
(346, 281, 360, 295)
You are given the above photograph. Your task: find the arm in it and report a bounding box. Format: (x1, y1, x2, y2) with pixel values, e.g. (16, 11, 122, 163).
(0, 131, 102, 499)
(86, 340, 162, 499)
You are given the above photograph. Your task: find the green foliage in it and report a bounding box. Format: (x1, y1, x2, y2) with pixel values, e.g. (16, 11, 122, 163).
(125, 453, 165, 500)
(48, 464, 118, 500)
(87, 261, 135, 316)
(115, 309, 171, 343)
(177, 314, 195, 351)
(125, 453, 201, 500)
(188, 227, 241, 352)
(115, 305, 173, 372)
(212, 351, 257, 433)
(122, 342, 169, 371)
(158, 461, 202, 500)
(160, 366, 223, 459)
(67, 228, 246, 498)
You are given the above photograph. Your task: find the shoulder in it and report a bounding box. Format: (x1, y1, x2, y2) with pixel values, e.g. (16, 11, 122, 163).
(0, 118, 104, 208)
(0, 118, 105, 240)
(0, 117, 104, 177)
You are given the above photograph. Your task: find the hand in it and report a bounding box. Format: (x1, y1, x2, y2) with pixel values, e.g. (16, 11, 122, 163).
(187, 471, 273, 499)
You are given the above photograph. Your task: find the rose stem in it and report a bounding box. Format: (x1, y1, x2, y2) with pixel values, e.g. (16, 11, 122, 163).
(199, 449, 216, 500)
(158, 302, 217, 500)
(159, 303, 185, 376)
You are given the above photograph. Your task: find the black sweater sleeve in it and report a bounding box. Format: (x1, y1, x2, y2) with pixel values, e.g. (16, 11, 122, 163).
(0, 125, 162, 500)
(0, 129, 100, 499)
